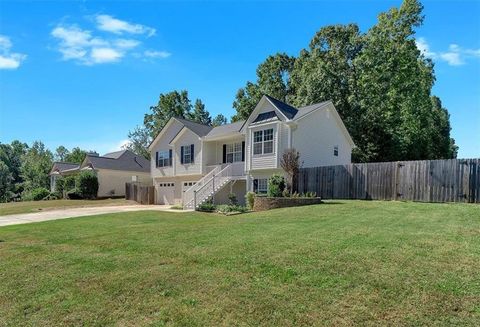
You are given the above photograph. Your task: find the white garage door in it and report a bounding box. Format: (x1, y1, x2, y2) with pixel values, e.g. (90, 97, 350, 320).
(156, 182, 175, 205)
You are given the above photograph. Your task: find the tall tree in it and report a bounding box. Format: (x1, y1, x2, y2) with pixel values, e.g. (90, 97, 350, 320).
(126, 126, 151, 159)
(55, 146, 70, 162)
(20, 141, 53, 191)
(0, 140, 28, 200)
(189, 99, 212, 125)
(290, 24, 363, 143)
(0, 161, 13, 202)
(212, 114, 228, 127)
(232, 53, 295, 122)
(64, 147, 87, 164)
(144, 90, 193, 138)
(129, 90, 212, 156)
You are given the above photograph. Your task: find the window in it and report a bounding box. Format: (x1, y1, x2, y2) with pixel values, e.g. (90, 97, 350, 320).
(253, 128, 274, 155)
(181, 145, 194, 164)
(157, 150, 171, 167)
(253, 178, 268, 194)
(226, 142, 242, 163)
(159, 183, 175, 187)
(334, 145, 339, 157)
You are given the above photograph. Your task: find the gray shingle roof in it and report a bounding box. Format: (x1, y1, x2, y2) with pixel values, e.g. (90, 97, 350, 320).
(252, 111, 279, 124)
(295, 101, 330, 119)
(205, 120, 245, 138)
(102, 150, 127, 159)
(50, 162, 80, 175)
(265, 95, 298, 119)
(174, 117, 213, 137)
(85, 150, 149, 173)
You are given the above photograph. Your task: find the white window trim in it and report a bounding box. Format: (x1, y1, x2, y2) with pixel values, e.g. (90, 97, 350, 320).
(182, 145, 193, 164)
(157, 150, 171, 167)
(255, 178, 268, 194)
(253, 128, 274, 156)
(226, 142, 243, 163)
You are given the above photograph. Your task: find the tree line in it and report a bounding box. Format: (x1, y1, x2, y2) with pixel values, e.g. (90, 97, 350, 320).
(128, 0, 457, 162)
(0, 142, 94, 202)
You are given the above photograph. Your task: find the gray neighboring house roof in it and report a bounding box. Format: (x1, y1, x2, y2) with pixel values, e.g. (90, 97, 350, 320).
(84, 150, 150, 173)
(49, 162, 80, 175)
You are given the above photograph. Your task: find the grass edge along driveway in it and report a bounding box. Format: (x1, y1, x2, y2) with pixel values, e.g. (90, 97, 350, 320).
(0, 200, 479, 326)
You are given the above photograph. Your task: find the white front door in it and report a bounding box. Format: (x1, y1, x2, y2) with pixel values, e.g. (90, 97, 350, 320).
(156, 182, 175, 205)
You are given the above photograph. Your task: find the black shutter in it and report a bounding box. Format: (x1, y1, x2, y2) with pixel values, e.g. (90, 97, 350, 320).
(242, 141, 245, 162)
(190, 144, 194, 163)
(180, 146, 184, 164)
(169, 149, 173, 166)
(222, 144, 227, 164)
(253, 179, 258, 193)
(155, 151, 159, 168)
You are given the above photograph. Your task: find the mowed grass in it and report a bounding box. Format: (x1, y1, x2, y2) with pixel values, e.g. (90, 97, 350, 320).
(0, 198, 133, 216)
(0, 201, 479, 326)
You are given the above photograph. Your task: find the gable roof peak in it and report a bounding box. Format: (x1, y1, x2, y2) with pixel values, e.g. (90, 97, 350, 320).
(263, 95, 298, 120)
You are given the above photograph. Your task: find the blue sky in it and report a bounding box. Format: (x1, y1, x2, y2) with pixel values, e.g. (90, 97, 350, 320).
(0, 0, 479, 158)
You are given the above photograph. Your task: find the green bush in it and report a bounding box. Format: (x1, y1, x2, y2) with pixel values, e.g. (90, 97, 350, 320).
(198, 202, 216, 212)
(267, 174, 285, 197)
(43, 192, 60, 201)
(63, 175, 76, 192)
(66, 189, 83, 200)
(54, 178, 65, 196)
(215, 204, 248, 215)
(76, 171, 98, 199)
(282, 188, 291, 197)
(228, 192, 238, 205)
(245, 191, 255, 210)
(22, 187, 50, 201)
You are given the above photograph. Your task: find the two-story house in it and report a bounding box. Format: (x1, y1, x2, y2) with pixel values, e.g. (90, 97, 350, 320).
(148, 95, 355, 209)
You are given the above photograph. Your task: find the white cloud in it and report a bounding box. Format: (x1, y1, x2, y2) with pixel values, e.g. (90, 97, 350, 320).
(51, 16, 169, 65)
(114, 38, 140, 49)
(95, 15, 156, 37)
(144, 50, 171, 58)
(416, 37, 480, 67)
(91, 47, 123, 63)
(0, 35, 27, 70)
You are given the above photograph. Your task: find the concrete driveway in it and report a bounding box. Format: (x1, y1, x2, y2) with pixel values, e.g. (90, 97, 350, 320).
(0, 205, 183, 227)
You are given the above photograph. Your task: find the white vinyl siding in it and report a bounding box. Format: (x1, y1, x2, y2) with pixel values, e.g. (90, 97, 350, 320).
(250, 123, 278, 170)
(292, 106, 352, 167)
(151, 119, 183, 178)
(174, 129, 202, 175)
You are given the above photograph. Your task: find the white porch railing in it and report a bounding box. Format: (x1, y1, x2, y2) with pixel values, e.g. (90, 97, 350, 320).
(182, 162, 245, 210)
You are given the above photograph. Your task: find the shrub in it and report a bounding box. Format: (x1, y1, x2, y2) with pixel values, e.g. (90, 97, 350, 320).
(170, 204, 184, 210)
(198, 202, 216, 212)
(76, 171, 99, 199)
(66, 189, 83, 200)
(63, 175, 76, 192)
(22, 187, 50, 201)
(282, 188, 291, 197)
(54, 177, 65, 196)
(245, 191, 255, 210)
(43, 192, 60, 201)
(267, 174, 285, 197)
(216, 204, 248, 215)
(228, 192, 238, 205)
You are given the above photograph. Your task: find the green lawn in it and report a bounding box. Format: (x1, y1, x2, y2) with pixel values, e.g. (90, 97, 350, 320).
(0, 198, 133, 216)
(0, 201, 479, 326)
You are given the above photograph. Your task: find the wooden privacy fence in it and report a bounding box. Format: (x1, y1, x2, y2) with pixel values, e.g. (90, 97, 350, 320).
(296, 159, 480, 203)
(125, 183, 155, 204)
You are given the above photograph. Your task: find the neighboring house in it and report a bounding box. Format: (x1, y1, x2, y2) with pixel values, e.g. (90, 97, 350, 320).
(49, 150, 151, 197)
(149, 95, 355, 209)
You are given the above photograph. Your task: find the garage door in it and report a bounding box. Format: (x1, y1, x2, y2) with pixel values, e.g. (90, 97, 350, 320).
(156, 182, 175, 205)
